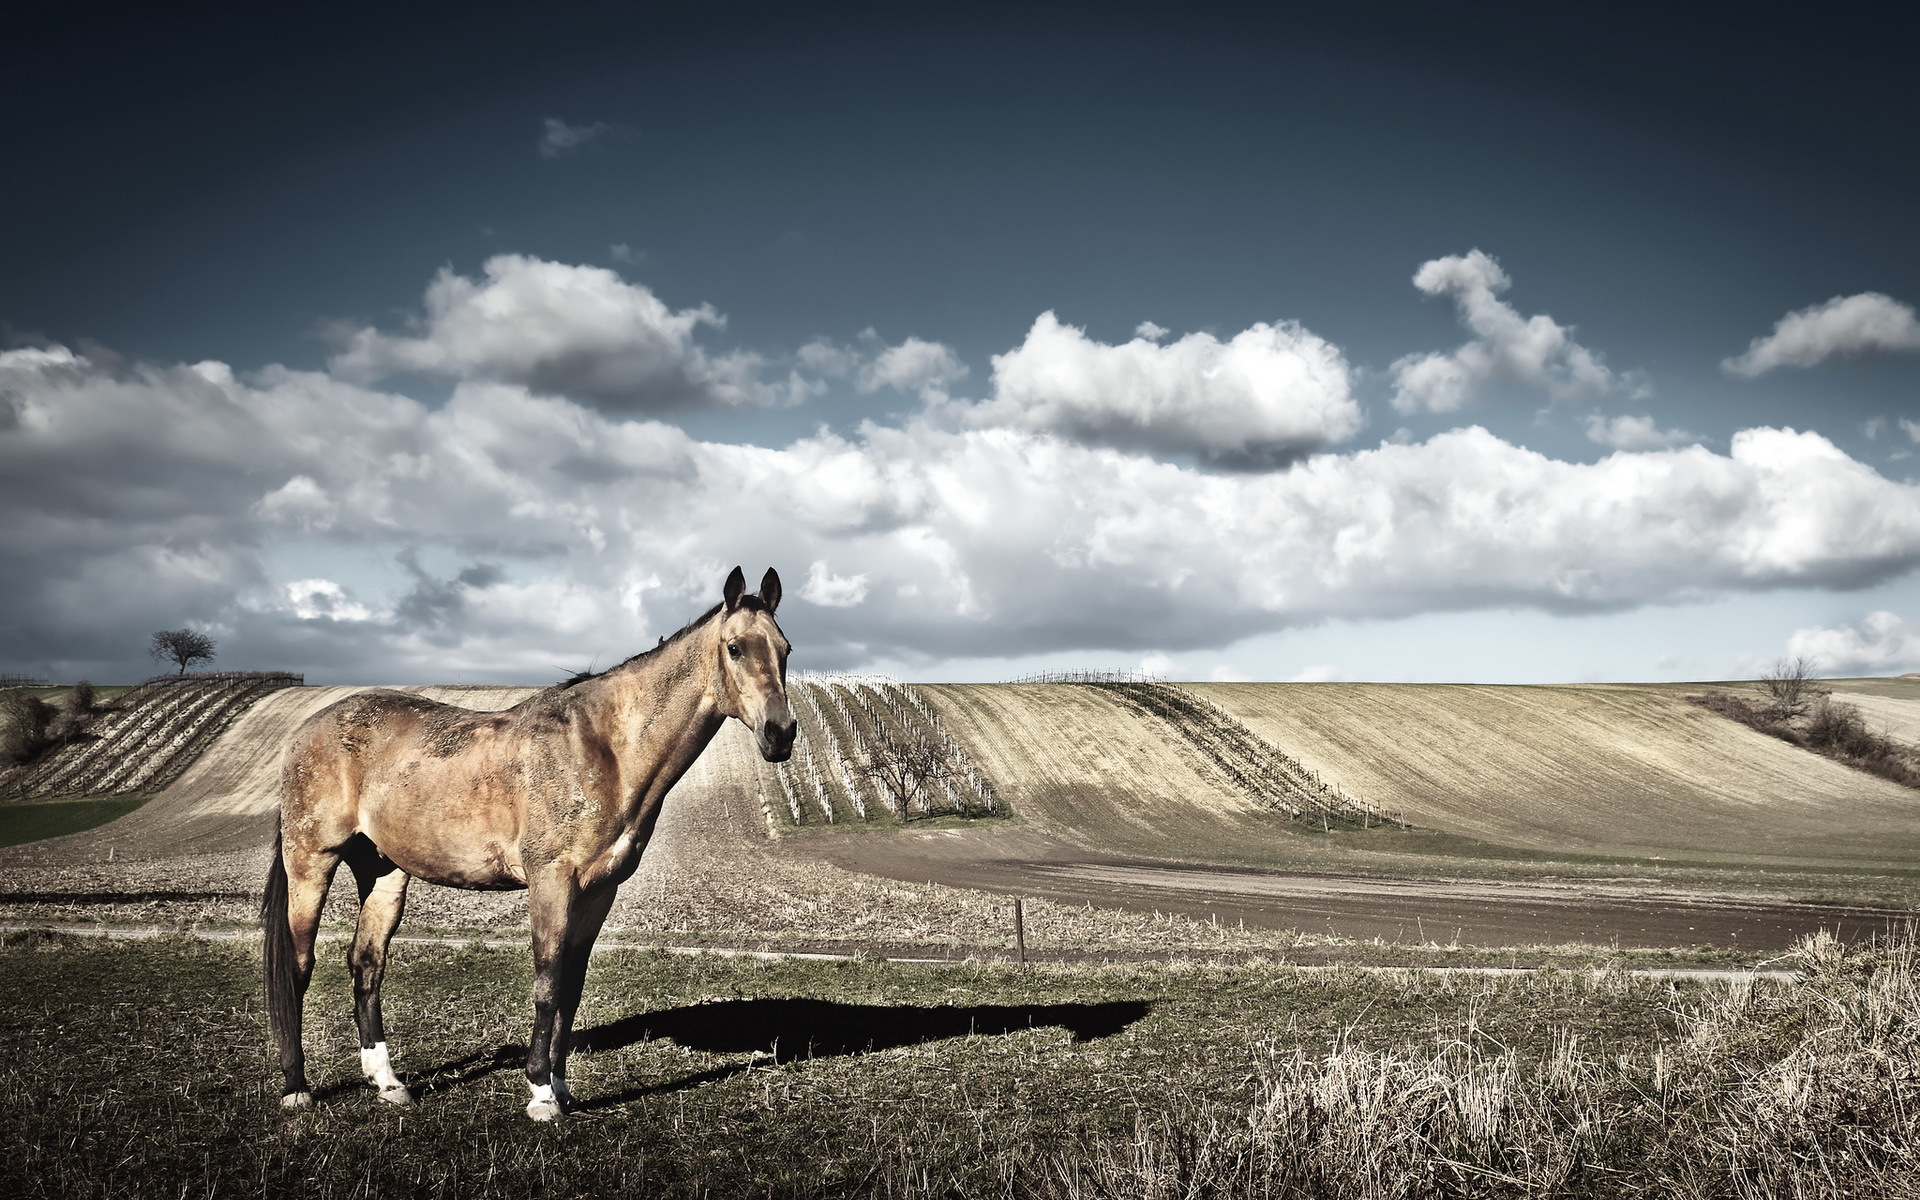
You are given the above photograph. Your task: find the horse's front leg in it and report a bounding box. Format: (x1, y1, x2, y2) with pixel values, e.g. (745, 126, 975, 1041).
(548, 882, 618, 1111)
(523, 869, 580, 1121)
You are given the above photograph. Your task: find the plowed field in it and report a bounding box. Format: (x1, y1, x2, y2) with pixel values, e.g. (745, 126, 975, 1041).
(5, 678, 1917, 950)
(1194, 682, 1920, 868)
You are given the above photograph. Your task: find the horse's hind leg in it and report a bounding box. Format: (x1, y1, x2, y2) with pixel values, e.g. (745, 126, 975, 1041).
(345, 839, 413, 1106)
(265, 835, 341, 1110)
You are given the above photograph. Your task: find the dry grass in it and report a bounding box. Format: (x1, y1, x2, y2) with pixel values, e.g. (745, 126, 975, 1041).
(1, 931, 1914, 1198)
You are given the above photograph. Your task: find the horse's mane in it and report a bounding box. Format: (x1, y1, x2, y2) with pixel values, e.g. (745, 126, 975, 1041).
(553, 595, 774, 690)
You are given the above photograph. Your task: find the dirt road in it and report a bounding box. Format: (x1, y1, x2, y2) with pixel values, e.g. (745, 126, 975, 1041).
(797, 827, 1914, 951)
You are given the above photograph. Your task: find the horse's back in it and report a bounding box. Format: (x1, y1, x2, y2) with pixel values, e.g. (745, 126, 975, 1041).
(280, 688, 540, 886)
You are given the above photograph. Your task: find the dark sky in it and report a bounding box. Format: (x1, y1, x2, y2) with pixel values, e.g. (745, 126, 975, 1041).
(3, 1, 1918, 683)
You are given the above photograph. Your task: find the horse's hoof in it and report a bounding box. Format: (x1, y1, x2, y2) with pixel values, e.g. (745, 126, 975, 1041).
(281, 1091, 314, 1111)
(527, 1081, 563, 1121)
(376, 1085, 415, 1106)
(552, 1075, 573, 1109)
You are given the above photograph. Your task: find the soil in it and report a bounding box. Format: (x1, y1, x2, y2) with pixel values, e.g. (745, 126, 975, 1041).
(795, 825, 1911, 951)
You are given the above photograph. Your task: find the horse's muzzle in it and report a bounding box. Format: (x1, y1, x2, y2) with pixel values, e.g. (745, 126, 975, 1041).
(756, 704, 797, 762)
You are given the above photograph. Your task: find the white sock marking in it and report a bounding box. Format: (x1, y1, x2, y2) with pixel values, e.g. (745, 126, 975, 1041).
(526, 1081, 562, 1121)
(360, 1041, 412, 1104)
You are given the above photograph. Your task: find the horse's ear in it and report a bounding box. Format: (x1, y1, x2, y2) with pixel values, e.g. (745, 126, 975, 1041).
(723, 566, 746, 611)
(758, 567, 782, 613)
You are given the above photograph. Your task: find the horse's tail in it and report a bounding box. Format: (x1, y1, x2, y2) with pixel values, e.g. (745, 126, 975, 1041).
(262, 816, 299, 1064)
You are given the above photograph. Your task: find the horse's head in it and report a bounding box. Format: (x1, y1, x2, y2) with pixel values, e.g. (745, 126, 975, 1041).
(714, 566, 796, 762)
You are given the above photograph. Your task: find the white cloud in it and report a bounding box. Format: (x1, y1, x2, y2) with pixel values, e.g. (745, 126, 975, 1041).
(794, 332, 968, 403)
(1139, 652, 1176, 676)
(1209, 663, 1251, 682)
(11, 313, 1920, 681)
(1583, 413, 1698, 451)
(967, 311, 1362, 466)
(1722, 292, 1920, 377)
(857, 337, 968, 401)
(1904, 418, 1920, 443)
(1391, 250, 1613, 413)
(327, 255, 801, 412)
(1135, 321, 1168, 341)
(1786, 611, 1920, 674)
(538, 118, 610, 158)
(284, 579, 374, 622)
(799, 561, 869, 607)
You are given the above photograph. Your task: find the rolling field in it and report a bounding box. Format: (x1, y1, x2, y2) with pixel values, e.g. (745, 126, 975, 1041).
(5, 679, 1920, 1197)
(1196, 681, 1920, 868)
(896, 680, 1920, 872)
(4, 676, 1917, 952)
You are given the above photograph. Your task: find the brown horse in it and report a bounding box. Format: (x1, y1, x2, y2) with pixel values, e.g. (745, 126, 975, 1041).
(263, 566, 794, 1119)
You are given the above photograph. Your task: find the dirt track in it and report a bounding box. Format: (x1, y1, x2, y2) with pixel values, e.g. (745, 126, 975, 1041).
(797, 826, 1912, 951)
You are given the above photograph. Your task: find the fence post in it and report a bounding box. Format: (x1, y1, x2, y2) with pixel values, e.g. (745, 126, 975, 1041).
(1014, 896, 1027, 968)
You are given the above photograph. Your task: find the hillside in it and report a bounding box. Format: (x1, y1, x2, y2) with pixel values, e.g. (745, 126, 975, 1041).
(19, 677, 1920, 871)
(905, 681, 1920, 871)
(5, 676, 1917, 948)
(1195, 681, 1920, 868)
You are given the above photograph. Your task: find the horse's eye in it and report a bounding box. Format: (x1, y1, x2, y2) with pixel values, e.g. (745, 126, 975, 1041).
(728, 642, 743, 660)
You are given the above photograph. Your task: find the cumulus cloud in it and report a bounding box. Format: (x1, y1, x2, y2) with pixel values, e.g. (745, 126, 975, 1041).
(1583, 413, 1699, 451)
(1391, 250, 1613, 413)
(8, 336, 1920, 683)
(284, 579, 374, 622)
(858, 338, 968, 400)
(965, 311, 1362, 466)
(1723, 292, 1920, 376)
(327, 255, 804, 412)
(799, 561, 870, 607)
(1785, 612, 1920, 675)
(538, 118, 610, 158)
(795, 331, 968, 403)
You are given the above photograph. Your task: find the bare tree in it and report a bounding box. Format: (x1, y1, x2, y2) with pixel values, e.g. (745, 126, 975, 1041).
(860, 729, 960, 819)
(150, 629, 217, 675)
(1760, 654, 1825, 719)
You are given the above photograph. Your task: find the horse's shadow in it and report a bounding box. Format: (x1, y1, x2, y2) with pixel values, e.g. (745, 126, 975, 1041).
(381, 997, 1152, 1110)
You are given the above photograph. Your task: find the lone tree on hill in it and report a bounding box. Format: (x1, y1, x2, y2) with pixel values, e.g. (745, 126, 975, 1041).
(860, 728, 961, 819)
(150, 629, 217, 675)
(1760, 653, 1825, 720)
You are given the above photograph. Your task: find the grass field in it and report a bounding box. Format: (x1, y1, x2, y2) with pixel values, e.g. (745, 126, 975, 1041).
(0, 795, 147, 847)
(1, 931, 1914, 1198)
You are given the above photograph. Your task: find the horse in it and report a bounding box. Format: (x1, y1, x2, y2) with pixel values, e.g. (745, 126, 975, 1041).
(263, 566, 794, 1120)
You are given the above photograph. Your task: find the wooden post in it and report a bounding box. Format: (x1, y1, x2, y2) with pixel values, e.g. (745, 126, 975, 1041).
(1014, 896, 1027, 968)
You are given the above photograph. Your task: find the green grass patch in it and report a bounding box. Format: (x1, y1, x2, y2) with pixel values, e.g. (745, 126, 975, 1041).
(0, 795, 147, 846)
(3, 934, 1916, 1197)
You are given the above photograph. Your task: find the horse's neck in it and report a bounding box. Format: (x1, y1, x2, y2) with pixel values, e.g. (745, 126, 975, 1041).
(592, 621, 726, 799)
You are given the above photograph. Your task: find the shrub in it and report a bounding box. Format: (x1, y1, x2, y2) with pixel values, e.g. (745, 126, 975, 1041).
(0, 691, 53, 766)
(1689, 690, 1920, 790)
(43, 680, 99, 745)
